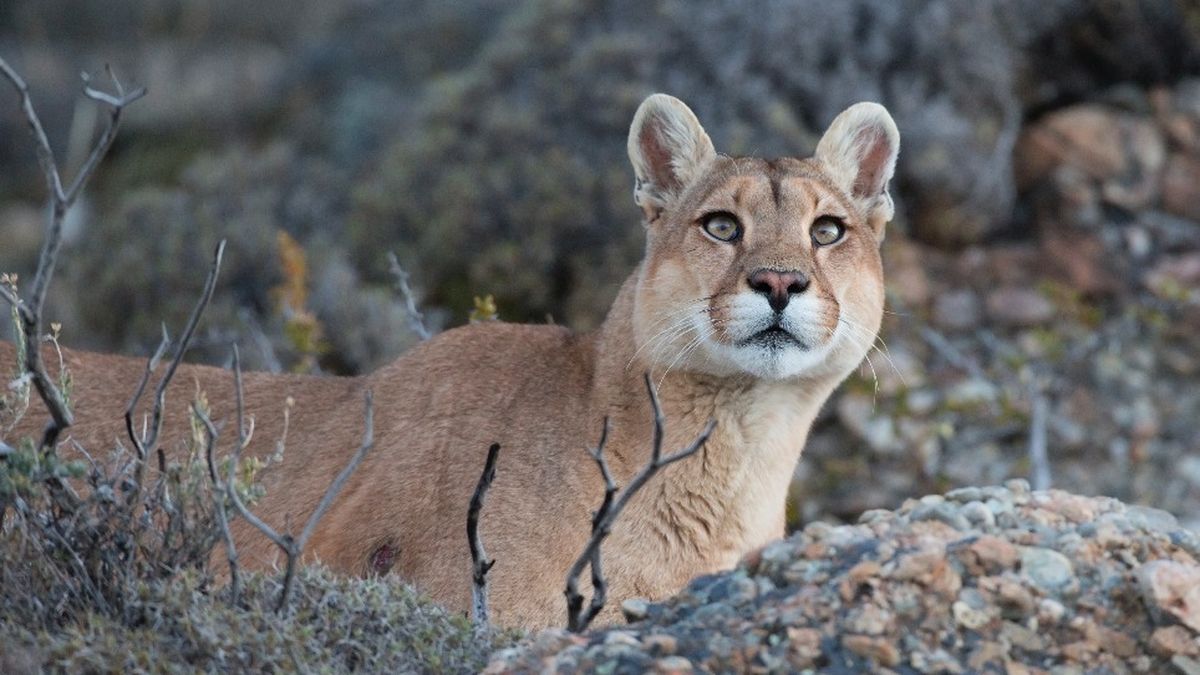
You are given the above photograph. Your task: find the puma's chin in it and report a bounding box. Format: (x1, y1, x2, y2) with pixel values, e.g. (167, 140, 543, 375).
(713, 332, 833, 380)
(695, 317, 836, 380)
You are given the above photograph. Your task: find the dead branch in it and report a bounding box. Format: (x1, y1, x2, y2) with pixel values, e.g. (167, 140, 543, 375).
(564, 375, 716, 633)
(387, 251, 432, 341)
(0, 58, 145, 451)
(192, 403, 241, 605)
(226, 389, 375, 612)
(125, 240, 226, 477)
(467, 442, 500, 628)
(1028, 386, 1051, 491)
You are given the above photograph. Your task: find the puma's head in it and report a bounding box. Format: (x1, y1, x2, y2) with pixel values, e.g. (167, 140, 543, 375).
(628, 94, 899, 381)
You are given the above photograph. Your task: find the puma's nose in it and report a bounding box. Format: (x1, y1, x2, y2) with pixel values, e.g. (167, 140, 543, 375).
(748, 269, 810, 313)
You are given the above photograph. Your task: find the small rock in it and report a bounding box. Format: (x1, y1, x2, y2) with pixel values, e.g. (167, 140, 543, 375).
(1020, 547, 1075, 593)
(643, 633, 677, 655)
(837, 393, 903, 455)
(967, 535, 1020, 574)
(605, 631, 642, 647)
(961, 501, 996, 529)
(1005, 479, 1031, 495)
(946, 487, 984, 503)
(786, 627, 823, 666)
(840, 560, 883, 601)
(842, 634, 900, 668)
(1126, 505, 1180, 534)
(953, 599, 995, 631)
(1163, 153, 1200, 222)
(1138, 561, 1200, 632)
(1001, 620, 1047, 651)
(845, 604, 894, 636)
(911, 501, 971, 531)
(1174, 655, 1200, 675)
(933, 290, 982, 332)
(622, 598, 649, 623)
(905, 388, 940, 415)
(1146, 253, 1200, 302)
(1150, 626, 1200, 658)
(1014, 105, 1126, 187)
(946, 379, 999, 409)
(1039, 598, 1068, 625)
(654, 655, 694, 673)
(985, 287, 1056, 327)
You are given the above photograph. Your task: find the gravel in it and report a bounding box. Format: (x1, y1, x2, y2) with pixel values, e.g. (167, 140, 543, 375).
(487, 485, 1200, 673)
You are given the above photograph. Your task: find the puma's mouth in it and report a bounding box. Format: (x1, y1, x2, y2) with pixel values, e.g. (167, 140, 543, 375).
(741, 324, 807, 350)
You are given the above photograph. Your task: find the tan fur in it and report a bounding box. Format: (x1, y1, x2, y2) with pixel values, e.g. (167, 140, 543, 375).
(1, 95, 898, 629)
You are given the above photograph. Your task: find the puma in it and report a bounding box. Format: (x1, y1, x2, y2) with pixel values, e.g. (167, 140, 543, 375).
(1, 94, 898, 629)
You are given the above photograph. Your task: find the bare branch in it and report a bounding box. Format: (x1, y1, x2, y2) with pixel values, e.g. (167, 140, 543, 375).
(67, 68, 145, 202)
(0, 57, 65, 202)
(565, 376, 716, 633)
(125, 240, 226, 470)
(1028, 386, 1051, 491)
(0, 57, 145, 451)
(225, 389, 375, 613)
(387, 251, 432, 341)
(0, 284, 20, 312)
(467, 442, 500, 629)
(192, 402, 240, 605)
(565, 418, 616, 632)
(295, 391, 374, 549)
(124, 326, 170, 464)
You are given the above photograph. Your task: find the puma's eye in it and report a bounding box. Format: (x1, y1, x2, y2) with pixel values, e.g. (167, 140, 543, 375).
(812, 217, 845, 246)
(701, 213, 742, 242)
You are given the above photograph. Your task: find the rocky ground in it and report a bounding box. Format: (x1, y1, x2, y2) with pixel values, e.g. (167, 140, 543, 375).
(487, 483, 1200, 673)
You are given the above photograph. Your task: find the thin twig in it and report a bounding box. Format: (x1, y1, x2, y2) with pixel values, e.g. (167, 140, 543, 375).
(226, 389, 375, 612)
(918, 326, 988, 382)
(125, 240, 226, 475)
(387, 251, 432, 341)
(564, 375, 716, 633)
(125, 326, 170, 487)
(583, 419, 616, 628)
(467, 442, 500, 629)
(192, 403, 241, 605)
(0, 59, 145, 451)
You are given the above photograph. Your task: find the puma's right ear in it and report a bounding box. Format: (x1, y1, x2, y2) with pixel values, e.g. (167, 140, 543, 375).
(815, 102, 900, 240)
(628, 94, 716, 222)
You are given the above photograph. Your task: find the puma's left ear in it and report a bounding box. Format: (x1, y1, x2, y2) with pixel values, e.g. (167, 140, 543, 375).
(815, 102, 900, 241)
(628, 94, 716, 223)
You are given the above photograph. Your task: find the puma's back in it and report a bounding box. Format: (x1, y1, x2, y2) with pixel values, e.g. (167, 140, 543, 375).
(1, 93, 899, 628)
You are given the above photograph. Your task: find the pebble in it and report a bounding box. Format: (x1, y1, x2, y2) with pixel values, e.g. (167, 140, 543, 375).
(1020, 547, 1076, 593)
(960, 501, 996, 529)
(985, 286, 1056, 327)
(1150, 626, 1200, 658)
(621, 598, 649, 622)
(1137, 560, 1200, 632)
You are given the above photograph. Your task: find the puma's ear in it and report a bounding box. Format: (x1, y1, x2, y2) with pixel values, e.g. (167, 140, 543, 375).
(628, 94, 716, 222)
(815, 102, 900, 241)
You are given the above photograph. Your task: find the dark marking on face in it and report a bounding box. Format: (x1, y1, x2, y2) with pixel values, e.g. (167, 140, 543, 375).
(766, 159, 784, 210)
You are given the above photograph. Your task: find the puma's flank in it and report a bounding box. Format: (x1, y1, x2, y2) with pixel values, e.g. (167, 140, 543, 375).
(2, 94, 898, 628)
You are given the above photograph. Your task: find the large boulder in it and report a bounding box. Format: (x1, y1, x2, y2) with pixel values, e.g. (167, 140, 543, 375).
(488, 483, 1200, 673)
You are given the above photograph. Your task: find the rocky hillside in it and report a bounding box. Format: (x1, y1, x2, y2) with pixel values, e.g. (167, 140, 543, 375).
(488, 483, 1200, 673)
(3, 1, 1198, 536)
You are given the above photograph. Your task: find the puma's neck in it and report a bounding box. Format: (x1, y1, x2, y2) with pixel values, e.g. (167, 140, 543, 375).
(589, 273, 840, 576)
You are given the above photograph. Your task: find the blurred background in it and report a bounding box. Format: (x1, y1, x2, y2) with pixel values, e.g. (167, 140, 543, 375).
(1, 0, 1198, 528)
